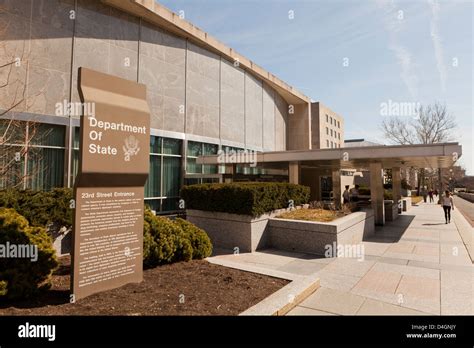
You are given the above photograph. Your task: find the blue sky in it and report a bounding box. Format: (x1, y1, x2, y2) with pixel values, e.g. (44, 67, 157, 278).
(158, 0, 473, 174)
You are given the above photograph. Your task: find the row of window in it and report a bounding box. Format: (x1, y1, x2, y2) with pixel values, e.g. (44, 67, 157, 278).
(326, 127, 341, 140)
(326, 140, 341, 148)
(0, 121, 264, 213)
(325, 114, 341, 128)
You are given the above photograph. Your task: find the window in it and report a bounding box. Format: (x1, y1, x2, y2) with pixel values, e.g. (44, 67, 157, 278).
(186, 141, 218, 175)
(326, 139, 329, 148)
(338, 133, 340, 140)
(326, 114, 329, 122)
(326, 127, 329, 135)
(220, 145, 247, 175)
(145, 136, 182, 213)
(0, 120, 65, 191)
(338, 121, 340, 128)
(330, 117, 333, 125)
(330, 129, 333, 137)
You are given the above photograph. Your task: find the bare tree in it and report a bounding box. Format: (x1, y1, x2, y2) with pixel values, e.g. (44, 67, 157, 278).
(0, 5, 44, 190)
(381, 102, 457, 193)
(382, 103, 456, 145)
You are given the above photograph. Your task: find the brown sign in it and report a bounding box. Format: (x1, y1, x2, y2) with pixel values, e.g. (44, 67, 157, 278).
(71, 68, 150, 301)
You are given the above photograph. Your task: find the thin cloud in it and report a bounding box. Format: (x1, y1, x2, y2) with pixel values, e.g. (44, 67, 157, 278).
(428, 0, 447, 92)
(377, 0, 419, 100)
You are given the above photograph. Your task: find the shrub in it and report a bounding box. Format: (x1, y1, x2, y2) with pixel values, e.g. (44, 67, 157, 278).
(143, 209, 193, 267)
(0, 188, 73, 227)
(180, 182, 310, 216)
(175, 218, 212, 259)
(143, 208, 213, 267)
(0, 208, 58, 299)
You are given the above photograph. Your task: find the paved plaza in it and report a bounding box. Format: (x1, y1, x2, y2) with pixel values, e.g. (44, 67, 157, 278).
(209, 201, 474, 315)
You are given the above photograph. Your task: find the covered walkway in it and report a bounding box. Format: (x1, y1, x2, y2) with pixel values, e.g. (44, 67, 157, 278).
(209, 201, 474, 315)
(199, 142, 463, 226)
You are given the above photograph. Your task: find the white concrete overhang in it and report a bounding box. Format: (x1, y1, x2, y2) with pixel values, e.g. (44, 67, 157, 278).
(196, 143, 462, 170)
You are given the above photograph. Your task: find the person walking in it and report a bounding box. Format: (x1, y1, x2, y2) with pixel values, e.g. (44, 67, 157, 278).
(428, 190, 434, 203)
(343, 185, 350, 204)
(422, 187, 428, 203)
(351, 185, 360, 202)
(442, 190, 454, 224)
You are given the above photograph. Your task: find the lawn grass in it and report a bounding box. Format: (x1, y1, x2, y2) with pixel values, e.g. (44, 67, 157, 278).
(276, 208, 344, 222)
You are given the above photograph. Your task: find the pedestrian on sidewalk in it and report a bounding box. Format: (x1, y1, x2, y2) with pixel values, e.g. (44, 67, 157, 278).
(428, 190, 434, 203)
(351, 185, 359, 202)
(343, 185, 350, 204)
(442, 190, 454, 224)
(422, 187, 428, 203)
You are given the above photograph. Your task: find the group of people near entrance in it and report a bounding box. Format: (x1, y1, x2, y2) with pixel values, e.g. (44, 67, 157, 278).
(342, 185, 455, 224)
(342, 185, 359, 204)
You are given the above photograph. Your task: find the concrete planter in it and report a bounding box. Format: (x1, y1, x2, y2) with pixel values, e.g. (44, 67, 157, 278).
(268, 209, 374, 256)
(384, 200, 399, 221)
(187, 208, 375, 256)
(186, 209, 284, 253)
(402, 197, 412, 211)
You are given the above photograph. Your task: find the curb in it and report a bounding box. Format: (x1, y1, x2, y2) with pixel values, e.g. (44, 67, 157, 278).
(207, 257, 321, 316)
(453, 208, 474, 263)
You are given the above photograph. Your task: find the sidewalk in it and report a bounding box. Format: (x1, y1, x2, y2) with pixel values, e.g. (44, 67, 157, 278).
(208, 202, 474, 315)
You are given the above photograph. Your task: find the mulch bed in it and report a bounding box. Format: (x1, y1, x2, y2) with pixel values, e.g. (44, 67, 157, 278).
(0, 256, 288, 316)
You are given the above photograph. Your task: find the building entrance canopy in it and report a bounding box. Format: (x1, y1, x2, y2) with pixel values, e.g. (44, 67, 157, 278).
(196, 142, 462, 226)
(197, 143, 462, 170)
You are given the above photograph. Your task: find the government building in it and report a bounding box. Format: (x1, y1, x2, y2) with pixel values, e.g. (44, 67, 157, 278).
(0, 0, 461, 222)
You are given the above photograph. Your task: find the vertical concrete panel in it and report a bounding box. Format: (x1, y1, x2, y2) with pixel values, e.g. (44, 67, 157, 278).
(0, 8, 31, 113)
(73, 1, 140, 103)
(72, 0, 111, 104)
(244, 73, 263, 149)
(107, 7, 139, 81)
(311, 103, 321, 149)
(139, 22, 186, 132)
(28, 1, 74, 116)
(274, 92, 288, 151)
(262, 83, 275, 151)
(220, 59, 244, 144)
(186, 42, 220, 138)
(287, 103, 310, 150)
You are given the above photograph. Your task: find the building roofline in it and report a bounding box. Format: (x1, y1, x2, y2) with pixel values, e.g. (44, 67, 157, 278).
(101, 0, 311, 105)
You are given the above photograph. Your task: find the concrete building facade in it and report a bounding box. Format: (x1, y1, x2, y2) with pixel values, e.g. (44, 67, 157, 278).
(311, 102, 344, 149)
(0, 0, 323, 212)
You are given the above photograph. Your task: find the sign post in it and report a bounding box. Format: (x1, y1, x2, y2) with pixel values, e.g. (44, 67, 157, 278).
(71, 67, 150, 301)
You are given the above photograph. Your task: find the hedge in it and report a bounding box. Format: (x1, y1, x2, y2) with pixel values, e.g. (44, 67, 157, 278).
(0, 188, 73, 228)
(0, 208, 58, 299)
(143, 208, 212, 267)
(180, 182, 310, 216)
